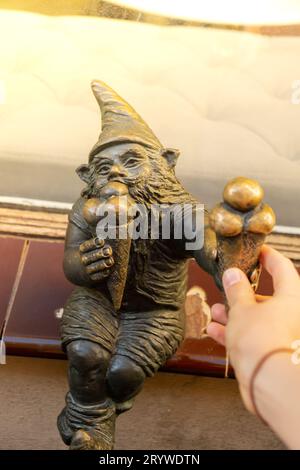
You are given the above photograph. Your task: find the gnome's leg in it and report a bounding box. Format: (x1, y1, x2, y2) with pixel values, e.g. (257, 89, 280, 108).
(67, 340, 110, 404)
(106, 307, 184, 409)
(107, 355, 146, 405)
(58, 287, 118, 449)
(58, 340, 116, 450)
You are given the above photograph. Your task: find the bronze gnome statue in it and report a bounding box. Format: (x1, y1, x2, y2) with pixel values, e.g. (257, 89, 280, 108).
(57, 80, 275, 449)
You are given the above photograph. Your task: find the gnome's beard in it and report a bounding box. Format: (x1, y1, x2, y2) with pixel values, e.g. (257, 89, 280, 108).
(128, 158, 195, 208)
(82, 155, 195, 209)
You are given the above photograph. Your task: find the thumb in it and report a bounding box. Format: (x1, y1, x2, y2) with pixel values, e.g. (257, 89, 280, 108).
(222, 268, 255, 309)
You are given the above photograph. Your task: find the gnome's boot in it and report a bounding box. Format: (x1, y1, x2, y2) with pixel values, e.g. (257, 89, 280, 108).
(58, 392, 116, 450)
(115, 398, 134, 416)
(57, 405, 73, 445)
(70, 426, 114, 451)
(69, 399, 134, 449)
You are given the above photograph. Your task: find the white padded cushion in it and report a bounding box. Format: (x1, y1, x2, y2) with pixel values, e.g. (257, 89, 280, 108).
(0, 11, 300, 226)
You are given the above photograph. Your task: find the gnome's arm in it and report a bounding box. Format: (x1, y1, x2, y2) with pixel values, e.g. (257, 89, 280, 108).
(63, 197, 116, 287)
(63, 221, 95, 287)
(172, 203, 216, 276)
(193, 212, 218, 276)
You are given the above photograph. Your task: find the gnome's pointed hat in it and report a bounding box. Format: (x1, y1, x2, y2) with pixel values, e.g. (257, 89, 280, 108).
(89, 80, 162, 161)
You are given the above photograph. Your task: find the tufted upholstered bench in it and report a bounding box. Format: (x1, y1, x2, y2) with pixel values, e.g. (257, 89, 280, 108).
(0, 10, 300, 226)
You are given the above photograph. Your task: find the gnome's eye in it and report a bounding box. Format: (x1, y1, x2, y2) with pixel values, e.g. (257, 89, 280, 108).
(123, 154, 144, 168)
(97, 164, 111, 175)
(125, 158, 139, 167)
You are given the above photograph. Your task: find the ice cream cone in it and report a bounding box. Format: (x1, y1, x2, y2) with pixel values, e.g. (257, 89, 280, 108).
(83, 182, 134, 310)
(214, 231, 265, 292)
(106, 228, 131, 311)
(209, 178, 276, 292)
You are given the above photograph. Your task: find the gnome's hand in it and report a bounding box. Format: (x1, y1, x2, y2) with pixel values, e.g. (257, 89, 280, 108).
(79, 237, 114, 282)
(208, 177, 275, 291)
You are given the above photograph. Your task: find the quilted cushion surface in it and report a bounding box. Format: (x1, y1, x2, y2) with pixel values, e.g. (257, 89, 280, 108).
(0, 11, 300, 226)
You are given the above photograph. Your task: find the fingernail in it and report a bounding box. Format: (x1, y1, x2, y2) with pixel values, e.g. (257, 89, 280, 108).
(223, 268, 242, 288)
(103, 247, 111, 256)
(97, 237, 106, 247)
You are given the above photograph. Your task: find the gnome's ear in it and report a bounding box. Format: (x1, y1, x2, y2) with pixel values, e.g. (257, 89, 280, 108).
(161, 148, 180, 169)
(76, 164, 92, 183)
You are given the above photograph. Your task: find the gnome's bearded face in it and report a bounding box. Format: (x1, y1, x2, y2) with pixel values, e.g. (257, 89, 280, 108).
(78, 81, 191, 206)
(87, 142, 153, 193)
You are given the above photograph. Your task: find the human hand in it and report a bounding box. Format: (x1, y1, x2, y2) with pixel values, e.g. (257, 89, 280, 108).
(207, 245, 300, 413)
(79, 237, 114, 282)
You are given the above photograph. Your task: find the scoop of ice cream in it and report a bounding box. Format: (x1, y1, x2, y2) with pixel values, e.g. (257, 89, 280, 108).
(209, 203, 243, 237)
(246, 204, 276, 234)
(223, 177, 264, 212)
(83, 182, 133, 227)
(100, 195, 133, 226)
(99, 181, 129, 199)
(82, 197, 102, 226)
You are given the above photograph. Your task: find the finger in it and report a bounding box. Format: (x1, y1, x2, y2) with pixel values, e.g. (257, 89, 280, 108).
(238, 384, 256, 415)
(211, 303, 228, 325)
(81, 246, 112, 265)
(80, 237, 105, 253)
(255, 294, 271, 303)
(206, 322, 226, 346)
(90, 269, 110, 281)
(222, 268, 256, 309)
(260, 245, 300, 296)
(86, 257, 114, 275)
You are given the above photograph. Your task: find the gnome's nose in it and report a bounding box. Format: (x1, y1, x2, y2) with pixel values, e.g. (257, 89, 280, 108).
(109, 164, 128, 180)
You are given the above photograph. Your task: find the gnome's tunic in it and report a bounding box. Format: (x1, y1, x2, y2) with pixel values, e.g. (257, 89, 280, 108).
(61, 198, 190, 376)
